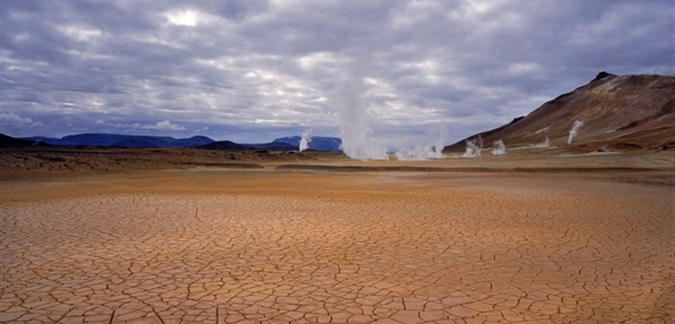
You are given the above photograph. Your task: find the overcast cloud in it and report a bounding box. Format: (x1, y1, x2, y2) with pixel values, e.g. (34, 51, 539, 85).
(1, 0, 673, 144)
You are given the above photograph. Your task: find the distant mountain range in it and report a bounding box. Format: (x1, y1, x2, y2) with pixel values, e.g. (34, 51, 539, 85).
(273, 136, 342, 152)
(11, 133, 343, 152)
(21, 133, 215, 148)
(196, 136, 341, 151)
(445, 72, 675, 152)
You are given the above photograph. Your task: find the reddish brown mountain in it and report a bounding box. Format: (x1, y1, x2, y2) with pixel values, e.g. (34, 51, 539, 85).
(446, 72, 675, 152)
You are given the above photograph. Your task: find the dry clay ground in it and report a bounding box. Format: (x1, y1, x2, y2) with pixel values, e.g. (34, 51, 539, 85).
(1, 150, 674, 324)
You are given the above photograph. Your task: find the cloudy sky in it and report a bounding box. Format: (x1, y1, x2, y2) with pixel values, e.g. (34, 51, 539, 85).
(1, 0, 673, 144)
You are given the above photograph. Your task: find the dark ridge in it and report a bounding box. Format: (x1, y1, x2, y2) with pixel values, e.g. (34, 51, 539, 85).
(244, 142, 297, 151)
(110, 137, 169, 148)
(0, 133, 50, 148)
(196, 141, 249, 150)
(591, 71, 617, 82)
(509, 116, 525, 125)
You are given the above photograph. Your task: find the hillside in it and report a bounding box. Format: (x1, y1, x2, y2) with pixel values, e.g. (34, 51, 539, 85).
(445, 72, 675, 152)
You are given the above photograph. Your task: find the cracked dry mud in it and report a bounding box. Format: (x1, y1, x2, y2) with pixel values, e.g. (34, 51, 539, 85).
(1, 170, 673, 323)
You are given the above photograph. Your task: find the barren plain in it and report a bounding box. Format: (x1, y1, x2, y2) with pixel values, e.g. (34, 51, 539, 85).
(1, 148, 674, 323)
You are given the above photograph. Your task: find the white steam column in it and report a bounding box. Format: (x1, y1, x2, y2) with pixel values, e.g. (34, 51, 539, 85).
(492, 139, 507, 156)
(299, 131, 311, 152)
(463, 135, 483, 158)
(567, 120, 584, 145)
(394, 122, 448, 160)
(336, 71, 388, 160)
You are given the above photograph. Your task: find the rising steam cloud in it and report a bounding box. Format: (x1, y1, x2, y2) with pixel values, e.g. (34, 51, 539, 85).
(533, 136, 550, 148)
(336, 67, 388, 161)
(463, 135, 483, 158)
(299, 131, 311, 152)
(567, 120, 584, 145)
(492, 139, 507, 156)
(394, 122, 448, 161)
(394, 144, 444, 161)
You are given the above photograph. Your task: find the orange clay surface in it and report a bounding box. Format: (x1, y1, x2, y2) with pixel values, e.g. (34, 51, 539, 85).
(1, 165, 673, 323)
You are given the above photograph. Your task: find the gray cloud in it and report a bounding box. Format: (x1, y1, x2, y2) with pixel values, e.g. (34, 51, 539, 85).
(1, 0, 672, 144)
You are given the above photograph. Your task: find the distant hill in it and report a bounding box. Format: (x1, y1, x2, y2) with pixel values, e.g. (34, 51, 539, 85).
(173, 136, 214, 148)
(197, 140, 248, 150)
(195, 136, 341, 152)
(0, 133, 51, 148)
(244, 142, 298, 151)
(445, 72, 675, 152)
(20, 134, 215, 148)
(19, 136, 61, 145)
(273, 136, 342, 152)
(198, 136, 342, 152)
(196, 141, 298, 151)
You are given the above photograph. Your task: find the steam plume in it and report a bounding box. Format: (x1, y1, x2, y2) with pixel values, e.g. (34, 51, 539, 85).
(336, 67, 388, 160)
(299, 131, 311, 152)
(567, 120, 584, 145)
(433, 121, 448, 158)
(462, 135, 483, 158)
(533, 136, 550, 148)
(395, 144, 444, 161)
(394, 122, 447, 160)
(491, 139, 507, 156)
